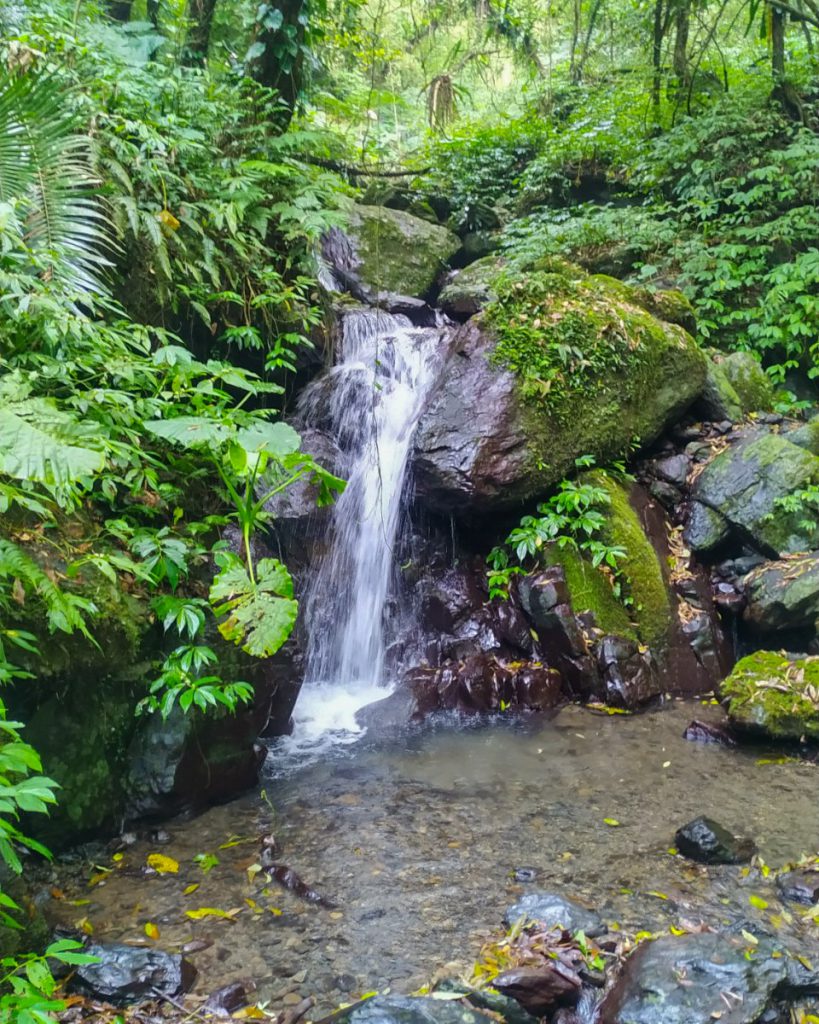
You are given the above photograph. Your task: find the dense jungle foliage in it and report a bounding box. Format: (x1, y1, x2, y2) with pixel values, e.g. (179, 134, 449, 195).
(1, 0, 818, 1016)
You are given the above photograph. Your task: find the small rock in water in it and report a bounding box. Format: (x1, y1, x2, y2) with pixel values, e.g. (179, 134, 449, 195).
(204, 981, 248, 1017)
(675, 816, 756, 864)
(69, 943, 196, 1006)
(502, 892, 605, 937)
(777, 868, 819, 905)
(493, 964, 582, 1017)
(513, 867, 538, 883)
(682, 720, 736, 746)
(336, 995, 496, 1024)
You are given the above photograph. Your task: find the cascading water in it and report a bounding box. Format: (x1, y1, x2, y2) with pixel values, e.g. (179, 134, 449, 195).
(287, 307, 449, 751)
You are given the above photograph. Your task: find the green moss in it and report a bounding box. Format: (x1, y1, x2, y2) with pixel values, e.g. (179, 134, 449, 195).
(591, 472, 671, 647)
(722, 651, 819, 740)
(347, 204, 461, 297)
(546, 542, 635, 638)
(720, 351, 775, 413)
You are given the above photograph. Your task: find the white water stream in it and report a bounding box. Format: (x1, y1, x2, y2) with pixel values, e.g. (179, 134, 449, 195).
(288, 308, 448, 751)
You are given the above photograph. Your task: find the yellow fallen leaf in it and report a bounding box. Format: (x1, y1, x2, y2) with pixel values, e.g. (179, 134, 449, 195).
(232, 1007, 267, 1019)
(185, 907, 236, 921)
(741, 929, 759, 946)
(147, 853, 179, 875)
(183, 883, 200, 896)
(112, 852, 124, 863)
(749, 894, 769, 910)
(76, 916, 93, 935)
(157, 209, 180, 231)
(268, 907, 282, 917)
(603, 818, 621, 827)
(646, 891, 668, 900)
(144, 922, 160, 940)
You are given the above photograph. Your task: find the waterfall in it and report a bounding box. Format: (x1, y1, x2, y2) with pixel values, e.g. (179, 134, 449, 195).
(290, 307, 448, 748)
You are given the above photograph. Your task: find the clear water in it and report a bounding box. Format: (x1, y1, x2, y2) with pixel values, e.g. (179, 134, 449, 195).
(293, 309, 449, 752)
(47, 703, 819, 1013)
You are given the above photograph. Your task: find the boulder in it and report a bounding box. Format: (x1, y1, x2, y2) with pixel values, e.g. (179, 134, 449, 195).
(264, 427, 342, 536)
(686, 431, 819, 556)
(438, 256, 503, 320)
(413, 268, 707, 515)
(492, 964, 581, 1017)
(699, 356, 744, 421)
(720, 351, 776, 413)
(674, 816, 756, 864)
(683, 500, 730, 554)
(788, 414, 819, 456)
(344, 205, 460, 298)
(721, 651, 819, 741)
(599, 933, 815, 1024)
(69, 943, 196, 1006)
(682, 719, 736, 745)
(502, 892, 605, 937)
(743, 553, 819, 632)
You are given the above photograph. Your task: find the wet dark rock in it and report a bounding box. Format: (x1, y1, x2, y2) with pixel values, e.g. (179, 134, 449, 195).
(69, 943, 196, 1006)
(418, 567, 488, 634)
(599, 933, 811, 1024)
(518, 569, 600, 698)
(513, 867, 538, 883)
(648, 479, 681, 509)
(712, 582, 746, 615)
(263, 428, 341, 533)
(744, 553, 819, 632)
(595, 635, 660, 708)
(683, 500, 730, 554)
(699, 356, 744, 422)
(674, 816, 756, 864)
(337, 995, 496, 1024)
(683, 719, 736, 746)
(653, 454, 690, 487)
(503, 892, 605, 937)
(204, 981, 249, 1017)
(378, 294, 437, 326)
(435, 979, 539, 1024)
(686, 431, 819, 556)
(777, 869, 819, 905)
(492, 964, 582, 1017)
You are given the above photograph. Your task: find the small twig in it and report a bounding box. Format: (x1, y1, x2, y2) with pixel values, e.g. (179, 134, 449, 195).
(151, 988, 210, 1023)
(276, 995, 315, 1024)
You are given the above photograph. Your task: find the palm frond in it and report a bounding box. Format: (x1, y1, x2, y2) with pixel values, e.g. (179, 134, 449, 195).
(0, 70, 114, 294)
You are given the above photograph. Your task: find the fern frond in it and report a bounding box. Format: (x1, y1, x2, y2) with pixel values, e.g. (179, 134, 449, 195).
(0, 540, 96, 638)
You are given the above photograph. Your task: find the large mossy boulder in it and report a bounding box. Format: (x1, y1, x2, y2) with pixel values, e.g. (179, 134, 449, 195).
(438, 255, 503, 319)
(345, 205, 460, 298)
(412, 265, 707, 513)
(721, 651, 819, 740)
(700, 357, 744, 421)
(686, 431, 819, 556)
(744, 552, 819, 633)
(720, 351, 775, 413)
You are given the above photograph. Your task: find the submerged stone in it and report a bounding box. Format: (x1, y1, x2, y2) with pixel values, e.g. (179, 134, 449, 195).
(675, 815, 756, 864)
(721, 651, 819, 741)
(502, 892, 605, 937)
(337, 995, 496, 1024)
(70, 943, 196, 1006)
(777, 869, 819, 905)
(492, 964, 581, 1017)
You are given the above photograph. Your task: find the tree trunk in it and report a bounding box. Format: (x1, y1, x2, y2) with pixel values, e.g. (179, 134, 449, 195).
(652, 0, 664, 112)
(184, 0, 219, 64)
(248, 0, 308, 129)
(771, 3, 786, 80)
(672, 0, 690, 87)
(147, 0, 160, 28)
(569, 0, 582, 82)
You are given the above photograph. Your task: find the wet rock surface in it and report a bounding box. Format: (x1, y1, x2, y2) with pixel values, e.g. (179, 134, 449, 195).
(502, 892, 605, 936)
(69, 943, 196, 1006)
(674, 816, 756, 864)
(600, 932, 816, 1024)
(338, 996, 496, 1024)
(778, 869, 819, 905)
(743, 552, 819, 633)
(492, 964, 581, 1017)
(686, 430, 819, 556)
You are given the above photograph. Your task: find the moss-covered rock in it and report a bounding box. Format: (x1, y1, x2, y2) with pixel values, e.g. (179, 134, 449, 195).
(687, 430, 819, 556)
(744, 553, 819, 633)
(788, 415, 819, 456)
(720, 351, 775, 413)
(700, 357, 744, 422)
(346, 204, 460, 298)
(546, 474, 670, 647)
(413, 264, 707, 513)
(722, 651, 819, 740)
(438, 255, 503, 320)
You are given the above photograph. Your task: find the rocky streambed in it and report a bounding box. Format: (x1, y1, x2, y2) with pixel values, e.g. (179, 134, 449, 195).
(46, 702, 819, 1022)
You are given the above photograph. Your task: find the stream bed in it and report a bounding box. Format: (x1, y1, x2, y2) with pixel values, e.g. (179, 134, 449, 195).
(47, 701, 819, 1015)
